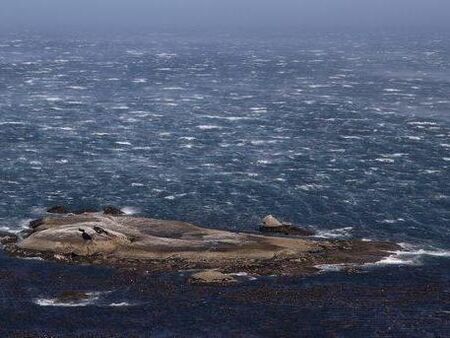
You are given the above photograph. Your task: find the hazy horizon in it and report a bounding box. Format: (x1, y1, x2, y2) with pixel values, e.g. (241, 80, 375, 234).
(1, 0, 449, 33)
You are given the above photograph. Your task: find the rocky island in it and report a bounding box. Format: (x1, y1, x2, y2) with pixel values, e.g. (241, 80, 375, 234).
(1, 207, 400, 284)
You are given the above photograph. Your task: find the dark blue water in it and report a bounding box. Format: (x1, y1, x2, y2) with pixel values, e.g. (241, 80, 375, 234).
(0, 31, 449, 336)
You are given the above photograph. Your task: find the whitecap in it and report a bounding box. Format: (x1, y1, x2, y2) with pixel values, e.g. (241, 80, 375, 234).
(374, 158, 395, 163)
(396, 243, 450, 258)
(68, 86, 87, 90)
(230, 272, 258, 281)
(0, 180, 19, 184)
(315, 227, 353, 239)
(368, 244, 450, 267)
(314, 264, 350, 272)
(156, 53, 177, 58)
(201, 115, 250, 121)
(17, 218, 34, 231)
(256, 160, 272, 164)
(197, 125, 222, 130)
(34, 292, 104, 307)
(341, 136, 362, 140)
(0, 225, 19, 234)
(232, 272, 250, 277)
(423, 170, 440, 174)
(297, 184, 324, 191)
(163, 87, 184, 90)
(408, 121, 437, 126)
(372, 255, 418, 266)
(0, 121, 26, 126)
(249, 107, 267, 113)
(34, 299, 91, 307)
(381, 153, 408, 158)
(126, 50, 144, 56)
(122, 207, 140, 215)
(30, 206, 47, 215)
(399, 249, 450, 257)
(45, 97, 63, 102)
(405, 136, 422, 140)
(108, 302, 136, 307)
(380, 218, 405, 224)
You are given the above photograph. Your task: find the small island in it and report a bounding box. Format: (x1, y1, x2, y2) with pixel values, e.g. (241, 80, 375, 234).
(2, 207, 400, 284)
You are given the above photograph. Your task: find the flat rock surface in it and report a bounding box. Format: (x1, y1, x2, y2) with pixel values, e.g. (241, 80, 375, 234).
(189, 270, 237, 284)
(3, 213, 400, 276)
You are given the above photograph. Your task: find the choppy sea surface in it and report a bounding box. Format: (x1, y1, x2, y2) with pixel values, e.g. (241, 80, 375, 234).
(0, 31, 449, 336)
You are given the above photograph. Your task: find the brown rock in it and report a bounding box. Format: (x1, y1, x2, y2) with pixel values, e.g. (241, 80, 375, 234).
(190, 270, 237, 285)
(261, 215, 283, 228)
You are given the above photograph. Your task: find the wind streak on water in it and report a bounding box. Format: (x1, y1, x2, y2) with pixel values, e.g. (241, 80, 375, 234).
(0, 31, 449, 253)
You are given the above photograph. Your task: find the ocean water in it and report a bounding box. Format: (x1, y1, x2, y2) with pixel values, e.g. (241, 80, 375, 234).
(0, 31, 449, 336)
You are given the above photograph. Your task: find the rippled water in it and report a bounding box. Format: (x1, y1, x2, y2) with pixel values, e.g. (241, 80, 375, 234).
(0, 31, 449, 336)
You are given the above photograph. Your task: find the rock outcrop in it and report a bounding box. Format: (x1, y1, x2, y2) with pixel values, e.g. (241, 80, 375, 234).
(3, 211, 400, 280)
(189, 270, 237, 285)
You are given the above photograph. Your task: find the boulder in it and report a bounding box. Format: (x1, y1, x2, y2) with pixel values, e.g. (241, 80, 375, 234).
(103, 206, 125, 215)
(260, 215, 315, 236)
(47, 206, 68, 214)
(261, 215, 283, 228)
(189, 270, 237, 285)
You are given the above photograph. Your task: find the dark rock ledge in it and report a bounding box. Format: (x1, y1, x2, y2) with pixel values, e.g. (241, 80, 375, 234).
(0, 208, 400, 284)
